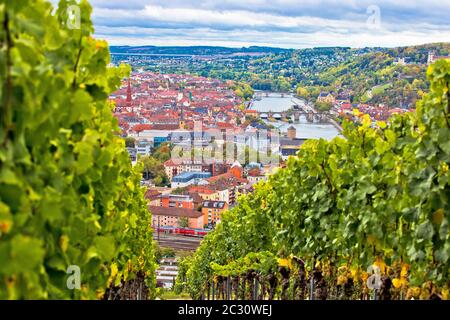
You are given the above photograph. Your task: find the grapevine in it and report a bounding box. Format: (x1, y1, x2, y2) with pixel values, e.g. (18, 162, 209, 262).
(0, 0, 156, 299)
(180, 60, 450, 300)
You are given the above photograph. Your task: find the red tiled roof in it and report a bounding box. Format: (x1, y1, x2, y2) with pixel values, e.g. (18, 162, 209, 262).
(149, 206, 202, 218)
(164, 159, 178, 167)
(207, 172, 247, 186)
(216, 122, 234, 129)
(247, 168, 262, 177)
(152, 124, 180, 130)
(132, 124, 153, 132)
(187, 185, 216, 194)
(145, 189, 161, 201)
(341, 103, 352, 109)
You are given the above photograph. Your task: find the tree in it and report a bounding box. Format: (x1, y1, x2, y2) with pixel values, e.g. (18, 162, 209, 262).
(125, 136, 136, 148)
(276, 76, 292, 92)
(316, 101, 333, 112)
(296, 86, 309, 98)
(139, 155, 169, 186)
(172, 187, 187, 195)
(232, 82, 254, 101)
(152, 142, 171, 162)
(179, 217, 190, 228)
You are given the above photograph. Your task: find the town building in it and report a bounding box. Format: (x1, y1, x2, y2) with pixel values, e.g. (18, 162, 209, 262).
(145, 189, 161, 206)
(247, 168, 267, 185)
(136, 139, 153, 157)
(160, 194, 194, 209)
(171, 172, 212, 188)
(317, 92, 335, 104)
(150, 206, 203, 229)
(164, 160, 204, 181)
(428, 51, 450, 65)
(287, 126, 297, 140)
(201, 201, 228, 226)
(279, 138, 306, 160)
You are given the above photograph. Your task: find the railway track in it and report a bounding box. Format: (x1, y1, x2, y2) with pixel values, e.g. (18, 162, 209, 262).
(153, 234, 203, 251)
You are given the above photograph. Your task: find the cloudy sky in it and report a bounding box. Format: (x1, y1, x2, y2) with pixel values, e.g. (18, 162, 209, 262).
(62, 0, 450, 48)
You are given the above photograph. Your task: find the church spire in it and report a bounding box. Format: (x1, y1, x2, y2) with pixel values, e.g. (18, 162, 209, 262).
(126, 78, 132, 108)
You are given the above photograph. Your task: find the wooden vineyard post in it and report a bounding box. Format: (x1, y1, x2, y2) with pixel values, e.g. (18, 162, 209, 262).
(254, 278, 259, 300)
(207, 282, 210, 300)
(137, 281, 142, 300)
(241, 277, 246, 300)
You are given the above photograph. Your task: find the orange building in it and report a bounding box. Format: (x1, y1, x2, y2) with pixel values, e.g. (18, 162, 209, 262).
(201, 201, 228, 226)
(149, 206, 203, 229)
(229, 161, 243, 179)
(160, 194, 194, 209)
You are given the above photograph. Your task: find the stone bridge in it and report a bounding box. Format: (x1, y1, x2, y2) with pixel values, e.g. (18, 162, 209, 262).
(254, 92, 289, 99)
(255, 108, 330, 123)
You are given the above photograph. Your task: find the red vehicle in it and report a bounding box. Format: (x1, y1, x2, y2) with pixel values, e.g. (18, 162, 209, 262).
(154, 226, 208, 237)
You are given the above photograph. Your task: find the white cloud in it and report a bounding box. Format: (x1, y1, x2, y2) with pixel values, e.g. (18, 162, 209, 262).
(96, 25, 450, 48)
(51, 0, 450, 47)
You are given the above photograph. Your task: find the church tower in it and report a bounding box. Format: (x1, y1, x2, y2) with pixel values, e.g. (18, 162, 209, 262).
(427, 51, 435, 65)
(179, 106, 185, 129)
(126, 78, 132, 110)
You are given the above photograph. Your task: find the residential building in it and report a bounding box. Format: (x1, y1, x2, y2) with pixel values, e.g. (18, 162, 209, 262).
(287, 126, 296, 139)
(160, 194, 194, 209)
(145, 189, 161, 206)
(136, 139, 153, 157)
(171, 172, 212, 188)
(164, 160, 204, 181)
(317, 92, 335, 104)
(247, 169, 267, 185)
(428, 51, 450, 65)
(201, 201, 228, 226)
(280, 137, 306, 160)
(150, 206, 203, 229)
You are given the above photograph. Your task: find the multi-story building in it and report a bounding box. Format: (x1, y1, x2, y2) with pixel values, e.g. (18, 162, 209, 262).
(145, 189, 161, 206)
(136, 139, 153, 157)
(126, 147, 137, 164)
(201, 201, 228, 226)
(160, 194, 194, 209)
(317, 92, 335, 104)
(164, 160, 204, 181)
(150, 206, 203, 229)
(247, 169, 267, 185)
(428, 51, 450, 65)
(171, 172, 212, 188)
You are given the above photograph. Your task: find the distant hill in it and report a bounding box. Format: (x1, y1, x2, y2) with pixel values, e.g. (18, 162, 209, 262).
(383, 42, 450, 64)
(110, 43, 450, 108)
(297, 43, 450, 108)
(109, 45, 292, 56)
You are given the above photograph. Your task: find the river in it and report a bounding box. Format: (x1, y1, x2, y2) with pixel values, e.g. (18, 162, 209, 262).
(249, 93, 341, 140)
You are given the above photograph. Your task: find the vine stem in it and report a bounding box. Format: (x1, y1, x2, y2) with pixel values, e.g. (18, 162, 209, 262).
(444, 81, 450, 129)
(72, 35, 83, 89)
(320, 160, 336, 197)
